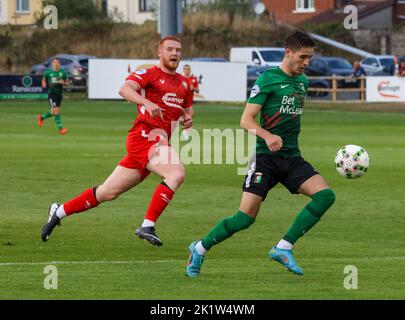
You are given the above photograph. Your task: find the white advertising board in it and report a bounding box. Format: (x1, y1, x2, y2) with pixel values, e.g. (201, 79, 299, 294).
(366, 77, 405, 102)
(88, 59, 247, 102)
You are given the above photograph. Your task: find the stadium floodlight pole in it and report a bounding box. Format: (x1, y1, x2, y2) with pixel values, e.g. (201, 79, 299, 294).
(158, 0, 182, 37)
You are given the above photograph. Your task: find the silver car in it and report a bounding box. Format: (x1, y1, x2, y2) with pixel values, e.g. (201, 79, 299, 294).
(360, 55, 395, 75)
(30, 54, 96, 86)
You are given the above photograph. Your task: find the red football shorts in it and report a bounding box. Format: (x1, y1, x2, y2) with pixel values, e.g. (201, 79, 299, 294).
(118, 122, 169, 180)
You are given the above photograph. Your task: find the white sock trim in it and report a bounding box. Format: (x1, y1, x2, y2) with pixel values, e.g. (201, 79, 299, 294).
(56, 205, 66, 220)
(142, 219, 155, 228)
(276, 239, 293, 250)
(195, 241, 207, 256)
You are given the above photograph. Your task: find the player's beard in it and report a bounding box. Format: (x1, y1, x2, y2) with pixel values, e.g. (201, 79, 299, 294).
(162, 57, 180, 73)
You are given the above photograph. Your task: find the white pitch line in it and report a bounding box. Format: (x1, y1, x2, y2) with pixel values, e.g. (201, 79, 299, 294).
(0, 260, 176, 267)
(0, 256, 405, 267)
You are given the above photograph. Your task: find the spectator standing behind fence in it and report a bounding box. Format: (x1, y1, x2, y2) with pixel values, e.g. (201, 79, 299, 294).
(352, 61, 366, 78)
(398, 61, 405, 77)
(352, 61, 366, 100)
(389, 56, 400, 76)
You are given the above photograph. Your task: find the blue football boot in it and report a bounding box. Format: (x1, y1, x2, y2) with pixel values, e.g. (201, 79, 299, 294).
(186, 241, 205, 277)
(269, 246, 304, 276)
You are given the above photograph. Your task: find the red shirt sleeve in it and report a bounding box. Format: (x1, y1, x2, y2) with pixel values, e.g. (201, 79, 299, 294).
(191, 76, 199, 90)
(184, 82, 193, 109)
(125, 68, 153, 89)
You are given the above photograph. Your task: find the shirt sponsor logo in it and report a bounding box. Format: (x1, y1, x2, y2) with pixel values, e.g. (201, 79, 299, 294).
(162, 93, 184, 109)
(250, 84, 260, 98)
(136, 69, 147, 75)
(279, 95, 302, 115)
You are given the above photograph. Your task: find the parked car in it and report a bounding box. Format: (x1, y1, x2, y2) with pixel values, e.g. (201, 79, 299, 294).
(360, 55, 395, 76)
(375, 55, 405, 76)
(230, 47, 285, 67)
(306, 56, 358, 88)
(30, 54, 96, 86)
(247, 65, 330, 98)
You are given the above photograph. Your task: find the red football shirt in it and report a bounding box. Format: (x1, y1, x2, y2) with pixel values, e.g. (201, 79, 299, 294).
(125, 65, 193, 138)
(186, 75, 199, 92)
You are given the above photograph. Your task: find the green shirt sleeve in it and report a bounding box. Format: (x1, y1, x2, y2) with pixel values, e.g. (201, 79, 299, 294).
(248, 73, 273, 106)
(43, 70, 49, 81)
(62, 70, 67, 80)
(300, 74, 309, 95)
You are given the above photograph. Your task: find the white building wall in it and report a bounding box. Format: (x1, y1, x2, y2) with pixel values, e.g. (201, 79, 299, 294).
(0, 0, 8, 25)
(107, 0, 155, 24)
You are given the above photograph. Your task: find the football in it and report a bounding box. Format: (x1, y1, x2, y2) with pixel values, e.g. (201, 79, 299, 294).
(335, 145, 369, 179)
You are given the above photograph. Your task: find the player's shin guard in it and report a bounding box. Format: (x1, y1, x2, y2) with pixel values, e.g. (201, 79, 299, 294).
(144, 182, 175, 222)
(63, 187, 99, 216)
(201, 210, 255, 250)
(283, 188, 336, 244)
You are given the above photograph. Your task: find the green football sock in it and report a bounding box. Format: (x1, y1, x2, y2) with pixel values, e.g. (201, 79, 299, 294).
(201, 210, 255, 250)
(41, 111, 52, 120)
(54, 114, 63, 130)
(283, 189, 336, 244)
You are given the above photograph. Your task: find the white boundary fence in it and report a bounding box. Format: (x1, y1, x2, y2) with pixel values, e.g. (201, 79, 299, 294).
(88, 59, 247, 102)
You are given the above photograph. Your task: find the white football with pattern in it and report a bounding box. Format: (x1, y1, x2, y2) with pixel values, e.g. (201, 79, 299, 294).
(335, 145, 369, 179)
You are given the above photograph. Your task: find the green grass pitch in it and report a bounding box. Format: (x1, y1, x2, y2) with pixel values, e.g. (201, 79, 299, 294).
(0, 99, 404, 299)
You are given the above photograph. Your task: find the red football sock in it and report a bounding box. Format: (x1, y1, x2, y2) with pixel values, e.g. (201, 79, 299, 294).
(145, 182, 175, 222)
(64, 187, 99, 216)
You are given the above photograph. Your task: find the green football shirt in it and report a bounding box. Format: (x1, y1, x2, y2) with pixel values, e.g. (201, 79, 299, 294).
(248, 67, 308, 157)
(43, 69, 67, 96)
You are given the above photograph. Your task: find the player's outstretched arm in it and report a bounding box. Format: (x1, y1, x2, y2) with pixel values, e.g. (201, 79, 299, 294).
(119, 81, 163, 119)
(241, 103, 283, 152)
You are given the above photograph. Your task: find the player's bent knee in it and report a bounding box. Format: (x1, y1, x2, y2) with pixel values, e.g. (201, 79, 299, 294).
(104, 193, 119, 202)
(309, 188, 336, 217)
(168, 169, 185, 187)
(320, 188, 336, 208)
(175, 171, 185, 185)
(224, 210, 255, 234)
(96, 188, 120, 202)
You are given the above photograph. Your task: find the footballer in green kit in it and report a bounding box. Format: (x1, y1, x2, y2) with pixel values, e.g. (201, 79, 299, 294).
(186, 31, 336, 277)
(37, 58, 69, 135)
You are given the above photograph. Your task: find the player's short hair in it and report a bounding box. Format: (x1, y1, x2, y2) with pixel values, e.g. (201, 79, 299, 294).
(285, 31, 316, 52)
(183, 64, 191, 69)
(52, 58, 60, 63)
(158, 36, 182, 48)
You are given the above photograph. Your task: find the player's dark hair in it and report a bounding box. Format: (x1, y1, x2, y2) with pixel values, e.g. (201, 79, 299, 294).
(285, 31, 316, 52)
(183, 64, 191, 68)
(159, 35, 182, 48)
